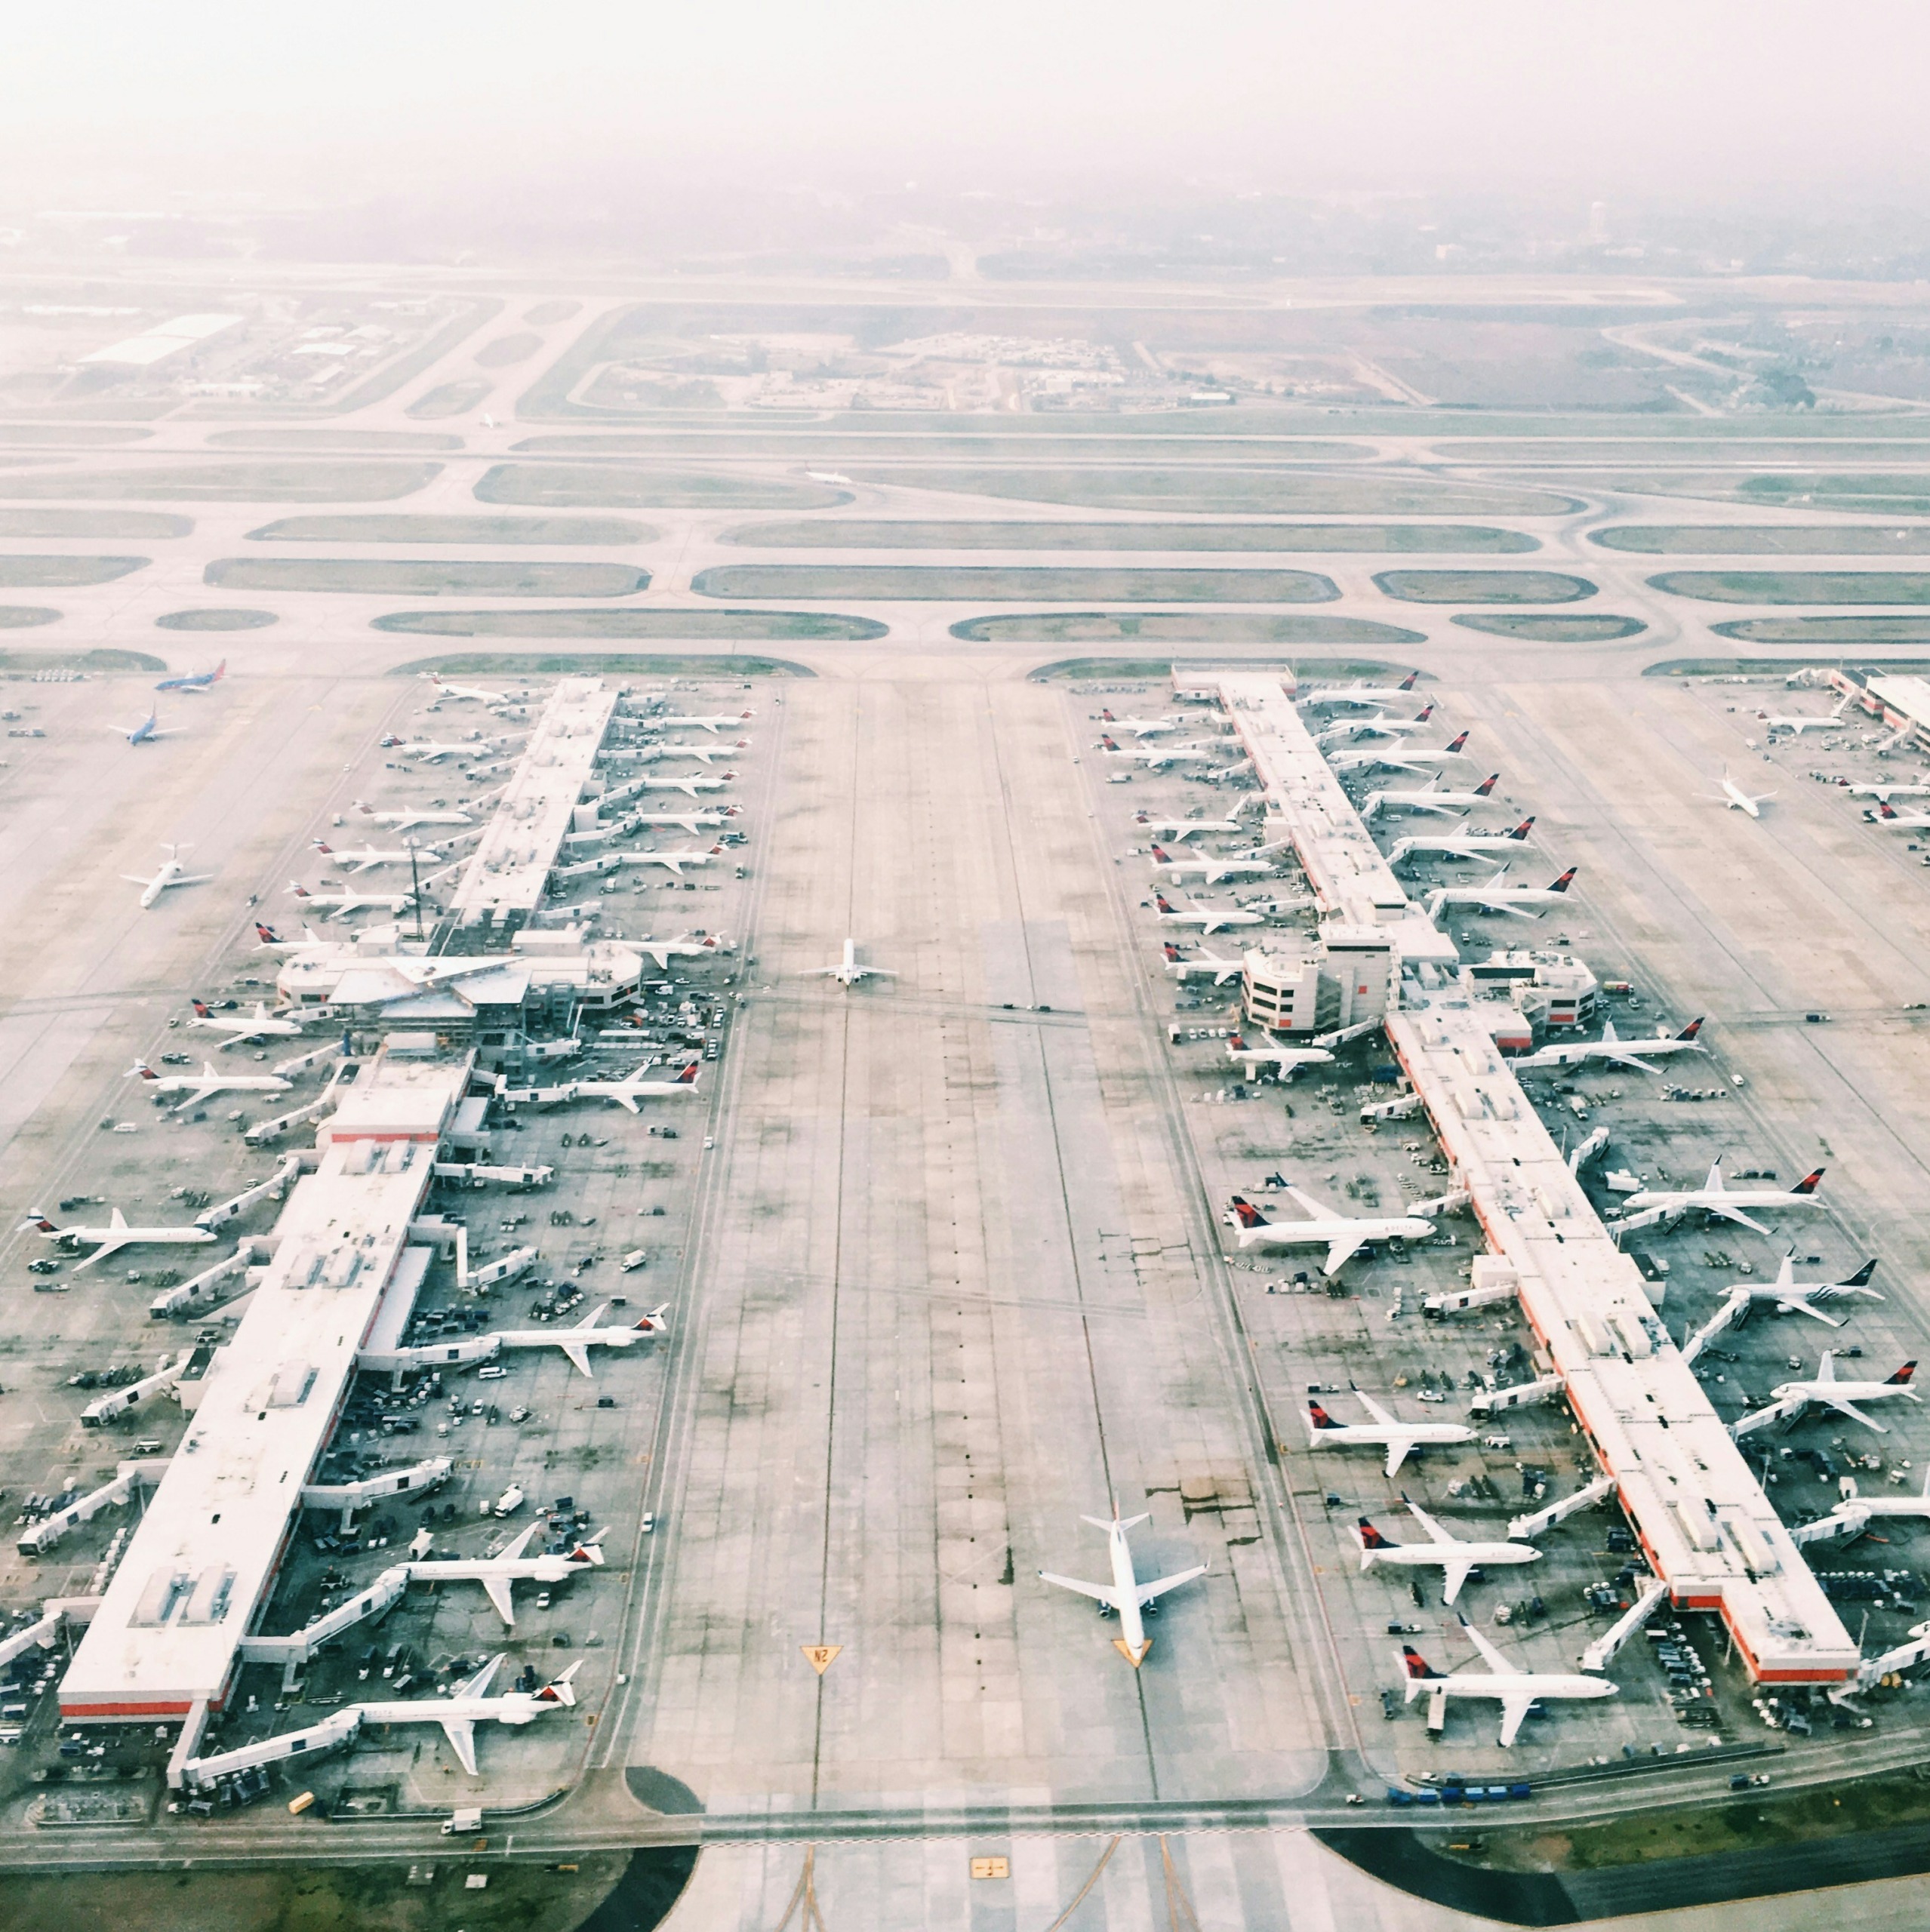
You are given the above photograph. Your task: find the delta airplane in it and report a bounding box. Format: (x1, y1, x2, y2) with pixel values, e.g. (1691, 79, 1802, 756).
(253, 921, 328, 952)
(1229, 1189, 1436, 1275)
(422, 671, 529, 706)
(1306, 1391, 1474, 1477)
(155, 660, 226, 694)
(109, 708, 181, 746)
(636, 933, 725, 971)
(1162, 943, 1245, 986)
(1099, 709, 1184, 737)
(353, 1654, 581, 1776)
(1399, 1620, 1615, 1746)
(408, 1521, 605, 1626)
(641, 739, 750, 764)
(189, 999, 306, 1048)
(626, 772, 729, 798)
(377, 735, 496, 763)
(1758, 695, 1850, 734)
(1356, 1501, 1541, 1605)
(1224, 1035, 1334, 1079)
(286, 881, 414, 920)
(802, 937, 897, 987)
(352, 801, 476, 833)
(128, 1060, 293, 1112)
(1297, 670, 1421, 710)
(1873, 802, 1930, 830)
(1769, 1353, 1920, 1434)
(1849, 780, 1930, 803)
(1362, 775, 1501, 819)
(625, 811, 738, 837)
(626, 844, 725, 877)
(21, 1205, 217, 1269)
(1133, 803, 1259, 841)
(312, 838, 442, 873)
(1715, 769, 1775, 817)
(1514, 1017, 1704, 1075)
(657, 710, 753, 734)
(572, 1063, 701, 1112)
(1384, 819, 1534, 866)
(497, 1303, 669, 1377)
(125, 843, 212, 909)
(1039, 1507, 1207, 1667)
(1316, 702, 1437, 745)
(1616, 1160, 1825, 1235)
(1150, 843, 1276, 884)
(1100, 736, 1221, 770)
(1424, 866, 1578, 921)
(1330, 730, 1473, 777)
(1154, 894, 1264, 936)
(1798, 1466, 1930, 1541)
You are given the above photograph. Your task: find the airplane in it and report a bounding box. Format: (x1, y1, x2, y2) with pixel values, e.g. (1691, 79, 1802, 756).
(1297, 671, 1421, 710)
(1424, 866, 1578, 921)
(654, 710, 754, 734)
(571, 1063, 700, 1112)
(377, 736, 496, 763)
(352, 801, 476, 833)
(496, 1303, 669, 1377)
(1399, 1618, 1615, 1747)
(1133, 804, 1259, 841)
(625, 772, 729, 798)
(20, 1205, 217, 1270)
(128, 1060, 293, 1112)
(1330, 730, 1473, 777)
(407, 1521, 605, 1626)
(1099, 709, 1184, 737)
(1315, 702, 1438, 745)
(1714, 769, 1775, 817)
(626, 845, 725, 877)
(1039, 1506, 1207, 1667)
(1224, 1035, 1335, 1079)
(312, 838, 441, 874)
(352, 1654, 581, 1777)
(635, 932, 725, 971)
(1162, 942, 1245, 986)
(637, 739, 749, 764)
(1769, 1352, 1920, 1434)
(1306, 1391, 1473, 1478)
(1229, 1189, 1436, 1276)
(623, 811, 738, 837)
(109, 708, 182, 746)
(1615, 1160, 1825, 1236)
(1513, 1017, 1704, 1075)
(1798, 1465, 1930, 1540)
(154, 660, 226, 694)
(1873, 802, 1930, 830)
(1758, 695, 1850, 734)
(286, 881, 414, 920)
(1849, 780, 1930, 803)
(1356, 1501, 1541, 1606)
(805, 469, 851, 485)
(1384, 819, 1534, 866)
(1150, 843, 1276, 884)
(253, 920, 329, 952)
(1154, 894, 1263, 937)
(421, 671, 529, 706)
(1715, 1254, 1879, 1327)
(802, 937, 897, 987)
(125, 843, 212, 909)
(189, 999, 306, 1048)
(1100, 736, 1221, 770)
(1362, 775, 1501, 819)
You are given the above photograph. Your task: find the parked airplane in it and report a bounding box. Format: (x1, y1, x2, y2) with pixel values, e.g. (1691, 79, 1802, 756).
(409, 1521, 605, 1626)
(1039, 1506, 1207, 1666)
(352, 801, 476, 833)
(571, 1063, 700, 1112)
(1798, 1466, 1930, 1540)
(155, 660, 226, 694)
(189, 999, 306, 1048)
(253, 921, 328, 952)
(353, 1654, 581, 1776)
(1100, 736, 1221, 770)
(1150, 843, 1276, 884)
(1615, 1160, 1825, 1235)
(1758, 695, 1850, 734)
(1133, 801, 1260, 840)
(1384, 819, 1534, 866)
(1770, 1353, 1919, 1434)
(642, 739, 750, 764)
(656, 710, 753, 733)
(626, 845, 725, 877)
(1424, 866, 1578, 921)
(1316, 702, 1437, 744)
(1099, 709, 1184, 737)
(802, 937, 897, 987)
(21, 1205, 217, 1269)
(1297, 670, 1421, 710)
(109, 708, 181, 746)
(1362, 775, 1501, 819)
(626, 811, 738, 837)
(1873, 802, 1930, 830)
(377, 736, 495, 762)
(1330, 730, 1473, 777)
(1356, 1502, 1541, 1605)
(1513, 1017, 1704, 1074)
(1224, 1035, 1335, 1079)
(1162, 942, 1245, 986)
(627, 772, 729, 798)
(496, 1303, 669, 1377)
(1305, 1391, 1473, 1478)
(312, 838, 441, 874)
(286, 881, 414, 920)
(125, 843, 211, 909)
(128, 1060, 293, 1112)
(1718, 1254, 1880, 1326)
(1849, 780, 1930, 803)
(636, 933, 725, 971)
(1399, 1619, 1615, 1746)
(422, 671, 529, 706)
(1229, 1189, 1436, 1275)
(1714, 769, 1775, 817)
(1154, 894, 1263, 936)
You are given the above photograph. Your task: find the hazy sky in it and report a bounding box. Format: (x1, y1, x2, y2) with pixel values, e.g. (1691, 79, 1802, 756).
(8, 2, 1929, 207)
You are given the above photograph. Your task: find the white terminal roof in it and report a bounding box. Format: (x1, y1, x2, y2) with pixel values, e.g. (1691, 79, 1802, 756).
(450, 677, 619, 919)
(277, 941, 644, 1014)
(1862, 674, 1930, 734)
(80, 312, 245, 368)
(59, 1048, 472, 1720)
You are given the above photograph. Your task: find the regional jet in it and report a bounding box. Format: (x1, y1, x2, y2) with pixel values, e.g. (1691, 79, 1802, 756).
(802, 937, 897, 986)
(1714, 769, 1775, 817)
(1154, 894, 1263, 936)
(353, 1654, 581, 1777)
(1362, 775, 1501, 819)
(1099, 709, 1184, 737)
(189, 999, 306, 1048)
(109, 708, 181, 746)
(406, 1521, 605, 1626)
(352, 801, 476, 833)
(286, 881, 414, 920)
(1399, 1620, 1615, 1747)
(1150, 843, 1276, 884)
(128, 1060, 293, 1112)
(1039, 1506, 1208, 1667)
(155, 660, 226, 694)
(1514, 1017, 1704, 1075)
(20, 1205, 217, 1269)
(125, 843, 212, 909)
(1614, 1160, 1825, 1235)
(1356, 1502, 1541, 1606)
(1384, 819, 1534, 866)
(636, 932, 725, 970)
(657, 710, 753, 733)
(1305, 1391, 1473, 1478)
(1224, 1035, 1334, 1079)
(626, 844, 725, 877)
(312, 838, 442, 873)
(1424, 866, 1578, 921)
(1770, 1353, 1920, 1434)
(496, 1303, 669, 1377)
(1162, 943, 1245, 986)
(1228, 1189, 1436, 1275)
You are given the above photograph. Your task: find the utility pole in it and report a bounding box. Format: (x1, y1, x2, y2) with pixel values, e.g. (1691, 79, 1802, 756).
(406, 838, 425, 942)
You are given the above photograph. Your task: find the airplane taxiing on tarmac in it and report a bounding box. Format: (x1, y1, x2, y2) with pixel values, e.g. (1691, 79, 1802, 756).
(125, 843, 212, 909)
(801, 937, 897, 987)
(1039, 1506, 1207, 1666)
(1715, 768, 1775, 817)
(154, 659, 226, 694)
(109, 708, 182, 746)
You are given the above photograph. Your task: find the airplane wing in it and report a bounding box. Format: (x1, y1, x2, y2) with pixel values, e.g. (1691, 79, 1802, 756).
(439, 1716, 480, 1776)
(1439, 1560, 1473, 1607)
(1323, 1232, 1368, 1275)
(1816, 1393, 1886, 1433)
(482, 1577, 516, 1626)
(1779, 1297, 1846, 1327)
(1039, 1570, 1125, 1611)
(454, 1654, 502, 1700)
(1353, 1389, 1396, 1428)
(1136, 1563, 1208, 1606)
(1596, 1049, 1667, 1073)
(1498, 1695, 1534, 1749)
(559, 1340, 594, 1377)
(610, 1090, 641, 1113)
(1702, 1202, 1772, 1236)
(1384, 1438, 1415, 1479)
(1459, 1619, 1513, 1675)
(1406, 1501, 1455, 1545)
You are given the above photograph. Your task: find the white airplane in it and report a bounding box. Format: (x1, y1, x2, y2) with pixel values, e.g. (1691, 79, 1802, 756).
(1039, 1507, 1208, 1667)
(1873, 802, 1930, 830)
(805, 469, 851, 485)
(189, 998, 306, 1048)
(1716, 1254, 1879, 1327)
(1133, 805, 1258, 841)
(128, 1059, 292, 1112)
(1330, 729, 1473, 776)
(312, 838, 441, 874)
(1153, 894, 1263, 937)
(1356, 1502, 1541, 1606)
(1316, 702, 1439, 744)
(1424, 866, 1578, 921)
(1758, 695, 1850, 734)
(353, 1654, 581, 1777)
(352, 801, 476, 833)
(253, 919, 329, 952)
(626, 811, 737, 837)
(286, 881, 414, 920)
(626, 772, 728, 798)
(377, 735, 495, 763)
(656, 710, 753, 734)
(572, 1062, 701, 1112)
(1224, 1034, 1334, 1079)
(1362, 775, 1501, 819)
(1714, 768, 1775, 817)
(635, 932, 725, 971)
(1801, 1466, 1930, 1540)
(108, 708, 182, 746)
(422, 672, 529, 706)
(1100, 736, 1222, 770)
(1229, 1189, 1436, 1276)
(639, 739, 749, 764)
(1099, 709, 1184, 737)
(1297, 671, 1421, 710)
(408, 1521, 605, 1626)
(1384, 818, 1534, 865)
(1149, 843, 1276, 884)
(1162, 943, 1245, 986)
(125, 843, 212, 909)
(1849, 780, 1930, 803)
(1616, 1160, 1824, 1236)
(20, 1205, 217, 1269)
(802, 937, 897, 987)
(1399, 1619, 1615, 1747)
(497, 1303, 669, 1377)
(1514, 1016, 1704, 1074)
(155, 659, 226, 694)
(626, 845, 725, 877)
(1306, 1391, 1474, 1478)
(1769, 1352, 1920, 1434)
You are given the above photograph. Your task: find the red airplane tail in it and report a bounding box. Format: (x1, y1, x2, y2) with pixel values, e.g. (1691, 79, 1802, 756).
(675, 1063, 700, 1084)
(1792, 1168, 1825, 1195)
(1100, 735, 1122, 752)
(1444, 730, 1469, 752)
(1308, 1400, 1343, 1431)
(1888, 1361, 1917, 1386)
(1678, 1017, 1704, 1040)
(1357, 1517, 1393, 1549)
(1155, 894, 1177, 914)
(1101, 709, 1118, 721)
(192, 998, 212, 1017)
(1398, 671, 1418, 691)
(1150, 844, 1173, 863)
(1163, 943, 1183, 962)
(1412, 703, 1434, 723)
(1509, 817, 1534, 840)
(1548, 868, 1577, 894)
(1474, 773, 1500, 796)
(1402, 1645, 1442, 1681)
(254, 923, 282, 945)
(1230, 1196, 1269, 1229)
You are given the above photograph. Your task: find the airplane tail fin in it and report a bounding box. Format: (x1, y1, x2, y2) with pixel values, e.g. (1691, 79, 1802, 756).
(1882, 802, 1899, 820)
(1793, 1168, 1825, 1196)
(254, 923, 282, 945)
(1444, 730, 1470, 753)
(21, 1212, 58, 1234)
(192, 998, 211, 1017)
(675, 1063, 700, 1085)
(536, 1660, 583, 1707)
(1230, 1196, 1270, 1229)
(1308, 1400, 1344, 1432)
(1413, 703, 1434, 723)
(1357, 1516, 1393, 1552)
(1100, 735, 1122, 751)
(1509, 817, 1534, 839)
(129, 1062, 158, 1081)
(1549, 868, 1578, 894)
(1888, 1362, 1918, 1386)
(1151, 844, 1172, 863)
(1163, 943, 1183, 962)
(1843, 1260, 1878, 1289)
(1399, 670, 1418, 690)
(1678, 1017, 1704, 1040)
(1400, 1646, 1442, 1700)
(1474, 773, 1500, 795)
(1154, 894, 1177, 914)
